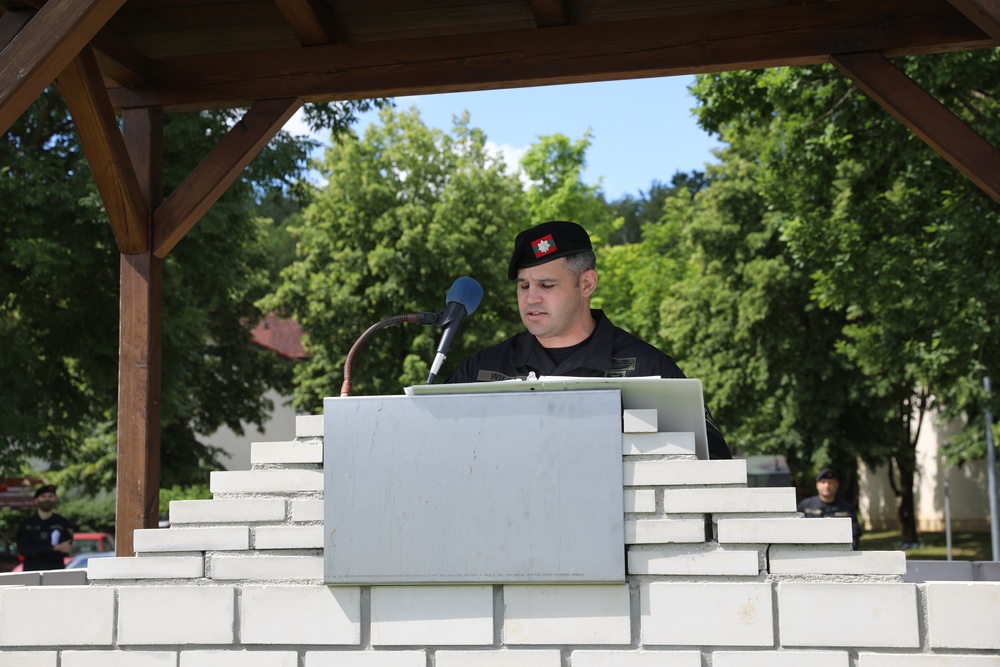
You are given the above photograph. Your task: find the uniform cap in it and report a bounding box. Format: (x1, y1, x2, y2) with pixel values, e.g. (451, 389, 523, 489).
(815, 467, 839, 481)
(508, 221, 593, 280)
(34, 484, 57, 498)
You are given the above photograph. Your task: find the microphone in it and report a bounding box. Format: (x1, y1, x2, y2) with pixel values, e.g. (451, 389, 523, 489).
(427, 276, 483, 383)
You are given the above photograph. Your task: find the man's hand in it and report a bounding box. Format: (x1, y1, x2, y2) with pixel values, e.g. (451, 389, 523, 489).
(53, 540, 73, 555)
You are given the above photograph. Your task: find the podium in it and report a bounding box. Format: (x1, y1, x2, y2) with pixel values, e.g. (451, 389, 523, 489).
(323, 390, 625, 584)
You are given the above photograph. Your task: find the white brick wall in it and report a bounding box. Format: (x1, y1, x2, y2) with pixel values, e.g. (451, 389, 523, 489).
(211, 555, 324, 580)
(641, 582, 774, 646)
(623, 432, 696, 456)
(777, 583, 919, 647)
(88, 555, 204, 580)
(179, 651, 297, 667)
(305, 652, 427, 667)
(210, 469, 323, 494)
(571, 651, 701, 667)
(769, 547, 906, 575)
(713, 650, 849, 667)
(241, 585, 360, 644)
(251, 440, 323, 464)
(624, 489, 656, 513)
(718, 517, 852, 545)
(435, 650, 562, 667)
(1, 407, 997, 664)
(504, 584, 630, 645)
(624, 459, 747, 486)
(628, 547, 759, 576)
(134, 525, 250, 552)
(926, 582, 1000, 649)
(0, 651, 57, 667)
(858, 655, 1000, 666)
(61, 651, 177, 667)
(169, 498, 286, 524)
(253, 525, 324, 549)
(118, 586, 235, 645)
(664, 487, 796, 513)
(370, 586, 494, 646)
(626, 518, 705, 544)
(0, 587, 114, 646)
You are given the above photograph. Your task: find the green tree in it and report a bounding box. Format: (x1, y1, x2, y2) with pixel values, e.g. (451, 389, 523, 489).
(684, 53, 1000, 540)
(521, 132, 616, 242)
(0, 91, 372, 492)
(263, 108, 528, 408)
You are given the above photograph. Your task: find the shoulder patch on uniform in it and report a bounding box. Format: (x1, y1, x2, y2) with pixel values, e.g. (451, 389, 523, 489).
(476, 370, 520, 382)
(605, 357, 637, 377)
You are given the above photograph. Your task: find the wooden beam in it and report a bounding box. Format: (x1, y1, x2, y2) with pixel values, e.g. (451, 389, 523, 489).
(529, 0, 572, 27)
(152, 97, 302, 258)
(0, 9, 31, 50)
(0, 0, 126, 137)
(946, 0, 1000, 39)
(107, 0, 994, 112)
(117, 107, 164, 558)
(57, 45, 149, 253)
(274, 0, 345, 45)
(833, 52, 1000, 205)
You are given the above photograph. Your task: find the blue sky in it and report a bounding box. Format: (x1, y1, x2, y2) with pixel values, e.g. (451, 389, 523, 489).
(285, 75, 722, 202)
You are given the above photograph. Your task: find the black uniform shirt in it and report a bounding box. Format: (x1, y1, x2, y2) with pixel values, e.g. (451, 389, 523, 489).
(797, 495, 862, 550)
(447, 309, 731, 459)
(16, 512, 74, 571)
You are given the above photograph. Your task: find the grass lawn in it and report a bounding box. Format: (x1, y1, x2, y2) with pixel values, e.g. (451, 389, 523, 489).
(860, 529, 995, 561)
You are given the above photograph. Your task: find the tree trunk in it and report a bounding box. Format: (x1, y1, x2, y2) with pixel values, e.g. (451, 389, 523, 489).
(894, 455, 919, 544)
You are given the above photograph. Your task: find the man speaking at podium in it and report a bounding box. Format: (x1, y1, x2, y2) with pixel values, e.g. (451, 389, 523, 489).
(447, 220, 731, 460)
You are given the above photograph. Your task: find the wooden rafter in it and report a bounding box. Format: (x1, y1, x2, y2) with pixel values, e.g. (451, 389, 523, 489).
(152, 97, 303, 258)
(0, 0, 126, 137)
(57, 45, 149, 254)
(107, 0, 994, 112)
(833, 52, 1000, 205)
(529, 0, 572, 27)
(946, 0, 1000, 39)
(274, 0, 345, 45)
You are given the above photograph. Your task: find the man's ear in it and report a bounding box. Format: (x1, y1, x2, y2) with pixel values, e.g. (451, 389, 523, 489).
(580, 269, 598, 298)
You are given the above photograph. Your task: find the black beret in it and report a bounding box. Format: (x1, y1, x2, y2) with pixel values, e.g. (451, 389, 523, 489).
(34, 484, 57, 498)
(815, 467, 839, 481)
(507, 221, 593, 280)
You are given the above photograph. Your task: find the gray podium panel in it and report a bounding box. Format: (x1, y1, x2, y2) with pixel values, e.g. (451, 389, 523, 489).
(323, 390, 624, 584)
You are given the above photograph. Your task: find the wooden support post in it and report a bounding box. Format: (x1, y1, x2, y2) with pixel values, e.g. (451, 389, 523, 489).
(116, 108, 163, 557)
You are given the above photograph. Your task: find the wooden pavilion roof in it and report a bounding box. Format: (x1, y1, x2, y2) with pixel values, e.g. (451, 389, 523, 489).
(2, 0, 998, 115)
(2, 0, 999, 556)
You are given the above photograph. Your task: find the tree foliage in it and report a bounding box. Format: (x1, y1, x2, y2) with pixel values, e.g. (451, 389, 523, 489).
(666, 54, 1000, 539)
(264, 108, 528, 408)
(0, 91, 371, 492)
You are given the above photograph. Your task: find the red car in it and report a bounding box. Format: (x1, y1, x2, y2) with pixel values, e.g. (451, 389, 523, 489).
(12, 532, 115, 571)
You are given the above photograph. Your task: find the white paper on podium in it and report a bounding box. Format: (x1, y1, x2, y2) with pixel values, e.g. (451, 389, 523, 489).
(408, 376, 709, 460)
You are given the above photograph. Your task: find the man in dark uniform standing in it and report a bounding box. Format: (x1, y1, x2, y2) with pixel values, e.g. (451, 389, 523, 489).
(16, 484, 75, 571)
(798, 467, 863, 550)
(446, 220, 731, 460)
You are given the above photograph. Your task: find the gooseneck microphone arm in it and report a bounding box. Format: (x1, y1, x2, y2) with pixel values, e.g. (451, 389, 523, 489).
(339, 276, 483, 396)
(340, 312, 437, 397)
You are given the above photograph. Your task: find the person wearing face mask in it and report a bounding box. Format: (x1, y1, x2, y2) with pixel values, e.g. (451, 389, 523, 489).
(16, 484, 75, 571)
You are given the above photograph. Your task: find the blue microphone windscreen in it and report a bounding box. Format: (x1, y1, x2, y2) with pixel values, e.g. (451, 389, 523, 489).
(446, 277, 484, 314)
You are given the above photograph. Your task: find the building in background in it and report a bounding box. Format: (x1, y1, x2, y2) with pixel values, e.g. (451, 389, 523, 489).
(860, 408, 992, 533)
